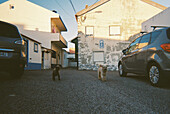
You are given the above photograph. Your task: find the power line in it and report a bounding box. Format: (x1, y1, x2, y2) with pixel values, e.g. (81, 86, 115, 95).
(53, 0, 74, 18)
(94, 0, 99, 4)
(69, 0, 76, 14)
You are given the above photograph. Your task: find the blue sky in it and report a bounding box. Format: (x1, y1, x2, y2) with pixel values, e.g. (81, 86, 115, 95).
(0, 0, 170, 49)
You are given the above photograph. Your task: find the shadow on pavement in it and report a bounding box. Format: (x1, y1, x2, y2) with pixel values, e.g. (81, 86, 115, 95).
(0, 72, 15, 81)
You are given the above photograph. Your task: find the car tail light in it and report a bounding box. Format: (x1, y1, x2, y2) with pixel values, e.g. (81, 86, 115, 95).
(160, 43, 170, 52)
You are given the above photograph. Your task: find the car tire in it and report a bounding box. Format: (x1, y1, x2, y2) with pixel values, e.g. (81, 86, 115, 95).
(119, 63, 127, 77)
(148, 63, 162, 86)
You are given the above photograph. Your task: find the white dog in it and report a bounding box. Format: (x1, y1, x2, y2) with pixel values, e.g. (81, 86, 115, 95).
(98, 65, 107, 81)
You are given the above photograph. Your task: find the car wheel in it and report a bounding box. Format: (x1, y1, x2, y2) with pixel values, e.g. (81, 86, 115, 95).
(148, 63, 162, 86)
(119, 63, 127, 77)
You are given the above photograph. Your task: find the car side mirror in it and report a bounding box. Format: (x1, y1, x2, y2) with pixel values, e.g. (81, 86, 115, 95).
(122, 48, 128, 55)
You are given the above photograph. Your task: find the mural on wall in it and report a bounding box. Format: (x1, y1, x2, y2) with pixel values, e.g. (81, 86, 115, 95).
(99, 40, 104, 49)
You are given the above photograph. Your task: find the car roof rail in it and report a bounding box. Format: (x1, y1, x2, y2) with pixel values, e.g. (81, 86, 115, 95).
(151, 26, 170, 31)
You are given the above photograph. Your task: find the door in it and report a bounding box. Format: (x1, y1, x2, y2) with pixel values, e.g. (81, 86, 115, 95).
(123, 37, 141, 71)
(135, 33, 150, 72)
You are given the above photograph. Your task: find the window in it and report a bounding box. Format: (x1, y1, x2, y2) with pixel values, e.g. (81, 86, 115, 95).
(109, 26, 121, 36)
(34, 43, 38, 53)
(151, 31, 162, 43)
(93, 51, 104, 62)
(128, 37, 141, 53)
(51, 50, 56, 58)
(0, 22, 20, 38)
(85, 26, 94, 36)
(138, 34, 150, 49)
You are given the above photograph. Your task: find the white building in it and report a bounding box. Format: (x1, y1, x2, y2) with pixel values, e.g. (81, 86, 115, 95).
(0, 0, 67, 70)
(62, 50, 69, 68)
(72, 0, 166, 71)
(142, 7, 170, 32)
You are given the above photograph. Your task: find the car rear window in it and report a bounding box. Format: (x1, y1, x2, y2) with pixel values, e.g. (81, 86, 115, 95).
(167, 28, 170, 39)
(0, 22, 20, 38)
(150, 31, 162, 43)
(138, 33, 150, 48)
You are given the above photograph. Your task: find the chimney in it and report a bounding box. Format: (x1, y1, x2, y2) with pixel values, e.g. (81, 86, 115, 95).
(85, 4, 88, 9)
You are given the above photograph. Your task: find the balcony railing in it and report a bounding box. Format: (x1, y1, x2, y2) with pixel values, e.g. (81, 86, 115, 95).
(51, 33, 67, 48)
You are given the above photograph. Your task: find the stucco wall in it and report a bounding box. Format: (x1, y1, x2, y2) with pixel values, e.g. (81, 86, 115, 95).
(0, 0, 59, 32)
(77, 0, 165, 71)
(77, 0, 164, 41)
(43, 52, 51, 69)
(62, 51, 68, 68)
(78, 32, 129, 71)
(23, 39, 42, 70)
(28, 40, 41, 64)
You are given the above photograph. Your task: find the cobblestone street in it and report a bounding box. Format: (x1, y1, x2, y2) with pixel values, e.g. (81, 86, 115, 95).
(0, 69, 170, 113)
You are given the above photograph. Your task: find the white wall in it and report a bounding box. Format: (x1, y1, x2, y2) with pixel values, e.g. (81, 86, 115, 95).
(43, 52, 51, 69)
(142, 7, 170, 32)
(28, 40, 41, 64)
(0, 0, 61, 50)
(77, 0, 165, 41)
(0, 0, 67, 70)
(0, 0, 59, 32)
(62, 51, 68, 68)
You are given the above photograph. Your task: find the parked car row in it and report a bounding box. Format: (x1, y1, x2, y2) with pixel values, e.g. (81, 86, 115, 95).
(0, 21, 26, 78)
(118, 27, 170, 86)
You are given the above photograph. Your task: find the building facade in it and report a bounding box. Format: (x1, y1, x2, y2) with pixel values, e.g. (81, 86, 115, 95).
(0, 0, 67, 70)
(73, 0, 166, 71)
(21, 35, 42, 70)
(142, 7, 170, 32)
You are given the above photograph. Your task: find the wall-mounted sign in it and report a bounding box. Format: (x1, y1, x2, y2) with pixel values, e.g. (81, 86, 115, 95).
(99, 40, 104, 48)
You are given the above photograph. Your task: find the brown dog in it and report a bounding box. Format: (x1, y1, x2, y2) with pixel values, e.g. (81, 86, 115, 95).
(52, 64, 62, 81)
(98, 65, 107, 81)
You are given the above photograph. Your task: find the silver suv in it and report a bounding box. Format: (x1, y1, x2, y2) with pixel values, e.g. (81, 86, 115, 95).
(118, 27, 170, 86)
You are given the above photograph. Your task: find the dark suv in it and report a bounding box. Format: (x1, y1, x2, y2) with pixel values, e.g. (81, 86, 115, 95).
(118, 27, 170, 86)
(0, 21, 26, 78)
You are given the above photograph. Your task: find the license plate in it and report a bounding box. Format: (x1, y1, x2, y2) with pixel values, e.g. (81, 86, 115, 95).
(0, 52, 8, 57)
